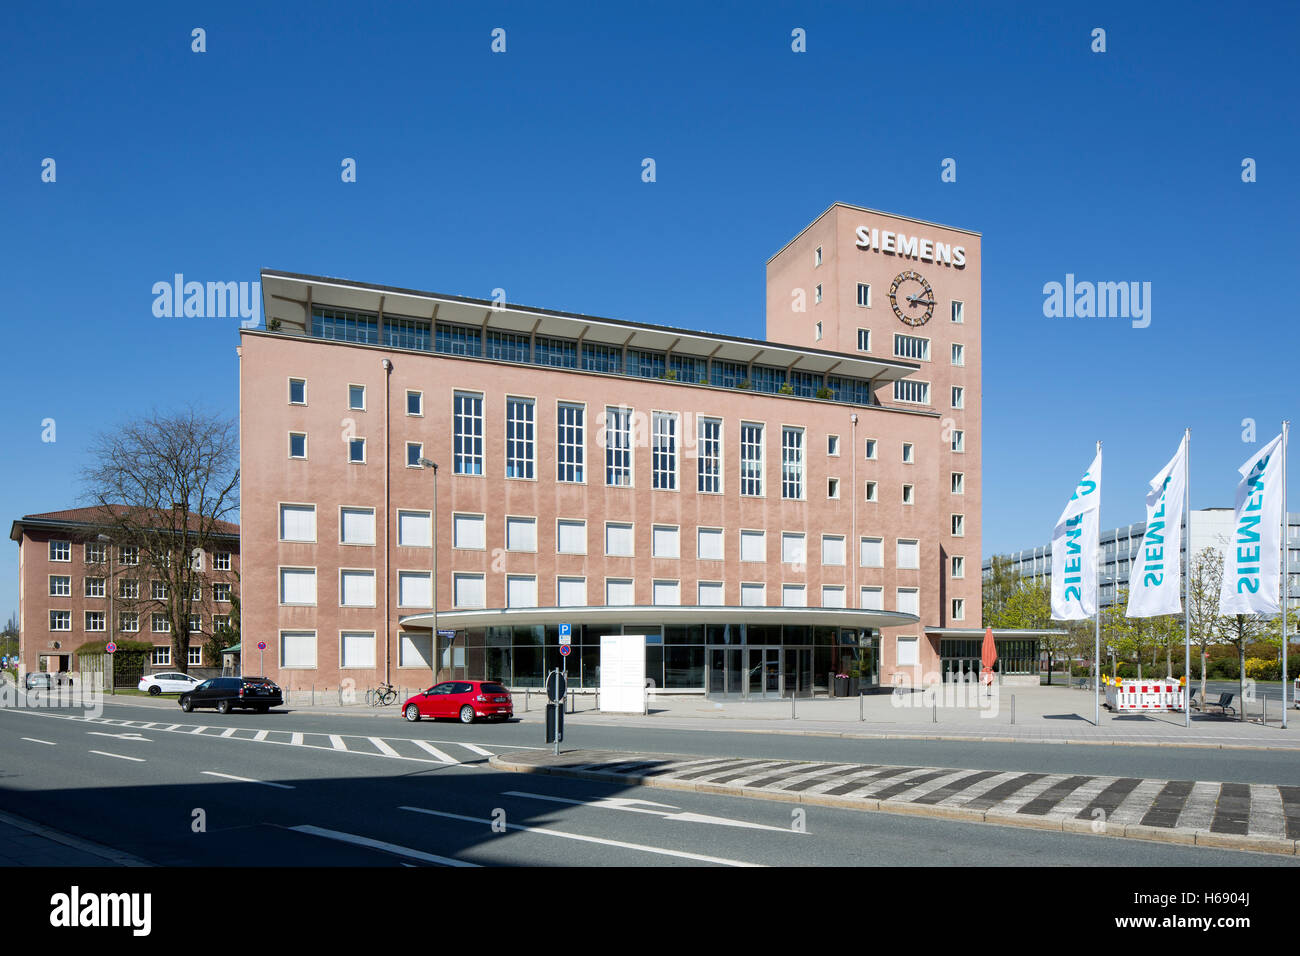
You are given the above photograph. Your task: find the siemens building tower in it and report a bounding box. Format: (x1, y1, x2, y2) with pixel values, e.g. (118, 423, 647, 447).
(240, 203, 982, 698)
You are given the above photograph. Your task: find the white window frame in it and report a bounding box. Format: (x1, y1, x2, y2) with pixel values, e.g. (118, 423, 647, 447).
(697, 416, 722, 494)
(697, 527, 724, 562)
(864, 438, 877, 460)
(49, 540, 71, 562)
(952, 472, 965, 495)
(348, 437, 366, 464)
(48, 575, 71, 597)
(780, 426, 805, 501)
(288, 432, 308, 459)
(339, 506, 376, 546)
(398, 570, 434, 609)
(289, 377, 307, 405)
(451, 512, 485, 551)
(952, 386, 964, 409)
(952, 555, 965, 579)
(951, 300, 964, 324)
(454, 391, 485, 476)
(857, 284, 871, 309)
(279, 566, 317, 606)
(821, 534, 846, 567)
(651, 410, 679, 491)
(348, 383, 366, 411)
(339, 568, 377, 608)
(604, 406, 633, 488)
(452, 572, 486, 609)
(406, 389, 423, 416)
(652, 525, 680, 560)
(557, 576, 587, 608)
(652, 579, 681, 606)
(952, 430, 965, 453)
(49, 610, 71, 631)
(279, 630, 317, 669)
(952, 514, 966, 537)
(505, 515, 539, 553)
(557, 518, 587, 555)
(604, 522, 635, 558)
(556, 401, 586, 484)
(860, 586, 883, 611)
(897, 538, 920, 570)
(860, 536, 884, 568)
(739, 422, 765, 497)
(856, 328, 871, 352)
(865, 480, 878, 502)
(505, 395, 537, 480)
(340, 631, 378, 669)
(739, 529, 766, 563)
(893, 333, 931, 362)
(398, 509, 434, 548)
(781, 532, 806, 566)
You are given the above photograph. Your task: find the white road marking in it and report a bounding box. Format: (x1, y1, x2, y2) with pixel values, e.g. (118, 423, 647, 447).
(201, 771, 295, 790)
(290, 825, 477, 867)
(400, 806, 764, 866)
(188, 726, 208, 735)
(502, 791, 797, 833)
(220, 728, 237, 738)
(329, 735, 346, 751)
(87, 731, 151, 742)
(412, 741, 457, 763)
(162, 724, 180, 731)
(20, 738, 56, 746)
(368, 737, 400, 757)
(253, 730, 269, 741)
(460, 742, 493, 756)
(291, 732, 303, 746)
(89, 750, 145, 762)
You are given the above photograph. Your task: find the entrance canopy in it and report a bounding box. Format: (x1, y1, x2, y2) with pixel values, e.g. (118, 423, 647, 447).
(399, 605, 920, 631)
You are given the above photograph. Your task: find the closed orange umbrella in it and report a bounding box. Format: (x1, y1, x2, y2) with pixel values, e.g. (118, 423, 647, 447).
(980, 627, 998, 693)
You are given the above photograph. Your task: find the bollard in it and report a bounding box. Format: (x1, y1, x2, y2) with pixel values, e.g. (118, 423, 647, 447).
(311, 683, 315, 706)
(792, 694, 796, 720)
(859, 692, 864, 722)
(1263, 695, 1267, 726)
(525, 688, 529, 712)
(1012, 694, 1016, 725)
(932, 695, 937, 723)
(569, 689, 574, 714)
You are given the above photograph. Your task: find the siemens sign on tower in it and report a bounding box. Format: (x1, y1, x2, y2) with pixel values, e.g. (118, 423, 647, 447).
(855, 225, 967, 268)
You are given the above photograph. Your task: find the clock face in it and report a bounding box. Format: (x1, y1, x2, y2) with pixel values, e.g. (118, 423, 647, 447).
(889, 270, 935, 327)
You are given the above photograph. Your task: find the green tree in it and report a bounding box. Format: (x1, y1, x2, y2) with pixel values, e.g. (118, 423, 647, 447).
(1187, 546, 1225, 701)
(207, 572, 241, 670)
(981, 555, 1021, 627)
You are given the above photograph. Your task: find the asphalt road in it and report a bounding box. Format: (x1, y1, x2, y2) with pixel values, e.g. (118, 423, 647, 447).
(1, 698, 1297, 866)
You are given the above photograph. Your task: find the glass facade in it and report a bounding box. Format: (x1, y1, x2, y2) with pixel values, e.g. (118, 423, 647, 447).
(939, 637, 1040, 680)
(306, 309, 881, 408)
(442, 622, 879, 697)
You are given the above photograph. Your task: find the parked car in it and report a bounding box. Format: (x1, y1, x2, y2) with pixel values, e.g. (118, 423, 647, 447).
(179, 676, 283, 714)
(138, 672, 204, 696)
(402, 680, 513, 723)
(25, 672, 71, 689)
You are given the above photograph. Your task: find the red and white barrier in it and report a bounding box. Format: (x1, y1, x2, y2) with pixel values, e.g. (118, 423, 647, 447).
(1104, 680, 1186, 711)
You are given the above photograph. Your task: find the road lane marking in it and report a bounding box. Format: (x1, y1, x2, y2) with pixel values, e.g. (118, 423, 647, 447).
(399, 806, 763, 866)
(87, 731, 151, 742)
(368, 736, 400, 757)
(291, 732, 303, 746)
(502, 791, 797, 833)
(290, 825, 477, 866)
(161, 724, 180, 731)
(329, 735, 346, 751)
(20, 738, 56, 746)
(188, 726, 209, 735)
(253, 730, 269, 741)
(412, 741, 457, 763)
(460, 743, 493, 756)
(201, 771, 295, 789)
(220, 728, 237, 738)
(89, 750, 145, 762)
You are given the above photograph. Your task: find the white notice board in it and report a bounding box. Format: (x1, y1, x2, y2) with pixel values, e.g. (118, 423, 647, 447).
(599, 634, 647, 712)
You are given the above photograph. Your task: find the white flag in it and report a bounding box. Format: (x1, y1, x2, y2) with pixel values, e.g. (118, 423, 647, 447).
(1126, 434, 1188, 618)
(1051, 448, 1102, 620)
(1219, 433, 1284, 616)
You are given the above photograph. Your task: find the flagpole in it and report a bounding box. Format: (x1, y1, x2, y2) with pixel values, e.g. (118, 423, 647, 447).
(1283, 420, 1290, 729)
(1184, 428, 1191, 728)
(1095, 439, 1102, 727)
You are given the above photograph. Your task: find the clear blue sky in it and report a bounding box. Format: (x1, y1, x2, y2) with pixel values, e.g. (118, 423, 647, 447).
(3, 0, 1297, 622)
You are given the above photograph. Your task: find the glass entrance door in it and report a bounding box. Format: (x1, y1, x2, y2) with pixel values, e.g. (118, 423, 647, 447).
(747, 648, 780, 698)
(781, 648, 813, 698)
(707, 649, 745, 698)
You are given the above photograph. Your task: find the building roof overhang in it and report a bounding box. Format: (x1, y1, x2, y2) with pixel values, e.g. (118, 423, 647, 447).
(260, 271, 921, 384)
(924, 628, 1067, 637)
(398, 605, 920, 631)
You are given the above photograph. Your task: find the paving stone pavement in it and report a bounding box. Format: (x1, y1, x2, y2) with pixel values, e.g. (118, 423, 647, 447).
(489, 748, 1300, 857)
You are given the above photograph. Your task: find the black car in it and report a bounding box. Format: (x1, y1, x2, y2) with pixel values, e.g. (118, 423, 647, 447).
(179, 676, 283, 714)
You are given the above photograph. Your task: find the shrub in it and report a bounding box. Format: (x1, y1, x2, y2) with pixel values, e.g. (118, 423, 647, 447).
(1245, 658, 1281, 682)
(815, 386, 833, 400)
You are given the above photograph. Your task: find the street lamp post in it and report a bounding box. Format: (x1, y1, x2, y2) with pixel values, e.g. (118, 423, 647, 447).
(418, 458, 439, 687)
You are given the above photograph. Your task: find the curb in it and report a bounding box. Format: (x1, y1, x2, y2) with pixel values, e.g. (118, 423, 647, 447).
(0, 809, 153, 866)
(487, 753, 1300, 858)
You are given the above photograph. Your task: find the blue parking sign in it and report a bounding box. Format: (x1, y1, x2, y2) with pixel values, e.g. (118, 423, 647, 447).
(559, 623, 571, 641)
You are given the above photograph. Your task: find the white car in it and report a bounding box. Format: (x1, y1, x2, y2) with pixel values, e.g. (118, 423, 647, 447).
(138, 672, 204, 696)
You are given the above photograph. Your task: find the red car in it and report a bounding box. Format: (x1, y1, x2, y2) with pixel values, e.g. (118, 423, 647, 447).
(402, 680, 514, 723)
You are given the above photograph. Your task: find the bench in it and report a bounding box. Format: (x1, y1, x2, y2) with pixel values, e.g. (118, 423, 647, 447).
(1187, 687, 1199, 711)
(1204, 692, 1236, 717)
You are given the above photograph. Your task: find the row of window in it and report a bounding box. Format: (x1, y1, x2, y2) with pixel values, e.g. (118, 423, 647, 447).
(47, 577, 232, 601)
(149, 648, 204, 667)
(45, 541, 232, 570)
(275, 565, 963, 619)
(278, 504, 969, 560)
(308, 309, 878, 405)
(287, 397, 966, 493)
(48, 611, 231, 633)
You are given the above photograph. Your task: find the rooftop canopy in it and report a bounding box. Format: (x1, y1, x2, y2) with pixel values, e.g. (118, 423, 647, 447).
(399, 605, 921, 631)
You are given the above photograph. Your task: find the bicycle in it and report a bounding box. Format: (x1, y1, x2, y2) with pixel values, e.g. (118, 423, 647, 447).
(368, 682, 398, 707)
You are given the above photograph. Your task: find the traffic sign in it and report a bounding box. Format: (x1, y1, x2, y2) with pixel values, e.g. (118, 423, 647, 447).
(105, 642, 117, 654)
(559, 623, 571, 644)
(257, 641, 267, 651)
(546, 669, 568, 702)
(559, 644, 572, 657)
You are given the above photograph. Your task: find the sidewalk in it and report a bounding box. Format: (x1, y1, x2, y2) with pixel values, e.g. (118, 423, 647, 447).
(0, 809, 151, 866)
(489, 747, 1300, 858)
(89, 685, 1300, 750)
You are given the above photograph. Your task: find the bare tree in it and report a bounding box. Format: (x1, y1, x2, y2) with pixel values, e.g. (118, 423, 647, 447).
(1187, 546, 1224, 702)
(80, 408, 239, 674)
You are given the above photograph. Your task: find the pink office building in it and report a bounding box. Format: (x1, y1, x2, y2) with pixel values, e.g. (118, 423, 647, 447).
(241, 203, 982, 697)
